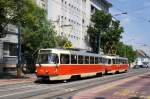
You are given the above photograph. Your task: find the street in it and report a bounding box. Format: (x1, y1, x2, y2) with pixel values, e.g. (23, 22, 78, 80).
(0, 69, 149, 99)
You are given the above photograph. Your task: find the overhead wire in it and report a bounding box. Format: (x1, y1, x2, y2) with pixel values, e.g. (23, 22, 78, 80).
(112, 4, 150, 23)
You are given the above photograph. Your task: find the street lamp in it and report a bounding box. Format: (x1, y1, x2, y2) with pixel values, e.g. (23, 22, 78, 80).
(113, 12, 127, 17)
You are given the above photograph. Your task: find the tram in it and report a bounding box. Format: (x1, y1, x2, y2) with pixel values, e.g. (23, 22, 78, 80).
(35, 48, 128, 81)
(103, 55, 128, 74)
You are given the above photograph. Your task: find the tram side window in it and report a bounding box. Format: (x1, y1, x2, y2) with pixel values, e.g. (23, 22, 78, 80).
(103, 58, 108, 64)
(117, 59, 119, 64)
(85, 56, 89, 64)
(120, 59, 122, 64)
(60, 54, 70, 64)
(121, 60, 123, 64)
(112, 59, 116, 64)
(71, 54, 77, 64)
(95, 57, 98, 64)
(125, 60, 127, 64)
(122, 60, 125, 64)
(123, 60, 125, 64)
(78, 55, 84, 64)
(99, 57, 102, 63)
(90, 56, 94, 64)
(119, 59, 122, 64)
(108, 59, 111, 64)
(116, 59, 119, 64)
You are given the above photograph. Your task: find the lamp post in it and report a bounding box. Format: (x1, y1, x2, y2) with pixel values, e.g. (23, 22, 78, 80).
(113, 12, 127, 17)
(16, 0, 22, 78)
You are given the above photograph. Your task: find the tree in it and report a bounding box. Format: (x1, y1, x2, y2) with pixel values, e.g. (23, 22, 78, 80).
(0, 0, 70, 55)
(0, 0, 36, 36)
(87, 10, 124, 54)
(0, 0, 71, 74)
(87, 10, 112, 53)
(116, 42, 136, 62)
(87, 10, 136, 62)
(102, 20, 123, 54)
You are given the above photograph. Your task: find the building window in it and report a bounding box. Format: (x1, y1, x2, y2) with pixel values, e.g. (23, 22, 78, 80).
(82, 19, 85, 24)
(3, 42, 17, 56)
(61, 32, 63, 36)
(65, 1, 67, 4)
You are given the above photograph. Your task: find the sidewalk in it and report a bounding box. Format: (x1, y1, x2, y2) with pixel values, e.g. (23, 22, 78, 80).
(0, 72, 36, 86)
(72, 72, 150, 99)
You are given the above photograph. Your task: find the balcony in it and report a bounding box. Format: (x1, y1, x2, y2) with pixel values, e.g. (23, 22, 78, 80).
(90, 0, 109, 12)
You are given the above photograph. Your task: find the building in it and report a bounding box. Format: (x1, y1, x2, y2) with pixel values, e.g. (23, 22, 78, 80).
(135, 50, 150, 67)
(0, 0, 111, 73)
(36, 0, 111, 49)
(35, 0, 47, 10)
(0, 24, 18, 72)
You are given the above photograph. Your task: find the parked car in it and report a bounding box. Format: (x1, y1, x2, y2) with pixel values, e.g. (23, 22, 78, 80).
(133, 64, 149, 69)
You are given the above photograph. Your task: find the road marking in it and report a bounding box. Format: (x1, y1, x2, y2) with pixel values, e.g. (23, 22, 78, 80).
(65, 88, 78, 92)
(0, 84, 44, 92)
(0, 83, 70, 98)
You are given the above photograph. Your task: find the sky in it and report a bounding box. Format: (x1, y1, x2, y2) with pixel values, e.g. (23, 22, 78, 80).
(108, 0, 150, 55)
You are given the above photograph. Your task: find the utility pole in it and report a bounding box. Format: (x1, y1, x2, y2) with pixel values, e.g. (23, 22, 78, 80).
(16, 0, 22, 78)
(97, 33, 100, 54)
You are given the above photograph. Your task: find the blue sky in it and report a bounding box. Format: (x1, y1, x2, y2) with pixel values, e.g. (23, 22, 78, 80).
(108, 0, 150, 55)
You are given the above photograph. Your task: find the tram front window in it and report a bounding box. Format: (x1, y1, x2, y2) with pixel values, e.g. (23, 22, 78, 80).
(38, 53, 59, 64)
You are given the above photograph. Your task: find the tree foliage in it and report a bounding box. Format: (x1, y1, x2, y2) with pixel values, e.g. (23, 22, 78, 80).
(87, 10, 136, 62)
(0, 0, 71, 56)
(102, 20, 123, 54)
(87, 10, 112, 53)
(116, 42, 137, 62)
(0, 0, 36, 36)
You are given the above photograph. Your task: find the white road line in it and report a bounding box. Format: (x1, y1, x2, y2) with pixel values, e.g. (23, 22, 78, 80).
(0, 83, 67, 98)
(0, 84, 44, 92)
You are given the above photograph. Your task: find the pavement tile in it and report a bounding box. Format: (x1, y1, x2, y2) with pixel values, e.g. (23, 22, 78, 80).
(72, 73, 150, 99)
(0, 73, 36, 86)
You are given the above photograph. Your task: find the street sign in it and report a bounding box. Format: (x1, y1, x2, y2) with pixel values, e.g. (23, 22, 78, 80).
(63, 42, 73, 48)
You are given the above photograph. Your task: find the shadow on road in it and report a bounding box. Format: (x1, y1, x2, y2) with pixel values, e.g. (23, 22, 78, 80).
(0, 72, 30, 79)
(129, 97, 143, 99)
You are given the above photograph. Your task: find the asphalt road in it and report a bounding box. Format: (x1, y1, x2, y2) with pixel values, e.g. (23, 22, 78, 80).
(0, 68, 149, 99)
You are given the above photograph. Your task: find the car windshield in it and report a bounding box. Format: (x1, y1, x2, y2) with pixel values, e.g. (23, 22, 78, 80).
(37, 53, 59, 64)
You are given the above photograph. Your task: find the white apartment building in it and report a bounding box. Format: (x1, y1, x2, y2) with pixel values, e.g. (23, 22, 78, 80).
(36, 0, 110, 50)
(0, 24, 18, 72)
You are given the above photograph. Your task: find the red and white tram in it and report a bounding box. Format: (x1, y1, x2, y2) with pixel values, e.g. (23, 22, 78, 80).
(103, 55, 128, 74)
(35, 48, 129, 81)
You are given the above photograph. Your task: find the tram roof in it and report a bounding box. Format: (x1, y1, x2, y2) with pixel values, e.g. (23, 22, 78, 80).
(103, 55, 128, 60)
(39, 48, 102, 57)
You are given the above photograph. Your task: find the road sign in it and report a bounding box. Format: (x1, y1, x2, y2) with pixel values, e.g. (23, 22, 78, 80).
(63, 42, 73, 48)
